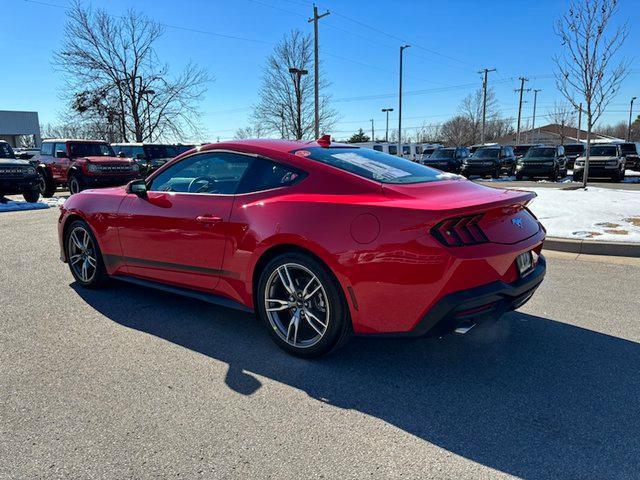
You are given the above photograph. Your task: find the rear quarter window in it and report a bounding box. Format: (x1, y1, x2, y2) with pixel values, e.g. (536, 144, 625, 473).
(298, 147, 452, 184)
(41, 143, 54, 156)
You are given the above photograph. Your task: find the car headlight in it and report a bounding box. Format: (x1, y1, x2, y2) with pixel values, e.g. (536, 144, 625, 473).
(131, 163, 140, 172)
(544, 161, 554, 166)
(87, 163, 99, 173)
(607, 160, 618, 166)
(575, 160, 584, 166)
(26, 166, 36, 175)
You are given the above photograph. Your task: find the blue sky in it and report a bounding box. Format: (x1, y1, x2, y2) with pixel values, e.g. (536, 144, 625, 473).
(3, 0, 639, 141)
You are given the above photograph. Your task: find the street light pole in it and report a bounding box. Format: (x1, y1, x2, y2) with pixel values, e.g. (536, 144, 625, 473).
(628, 97, 637, 141)
(479, 68, 496, 144)
(398, 45, 410, 156)
(370, 119, 374, 141)
(308, 4, 329, 139)
(288, 68, 308, 140)
(382, 108, 393, 142)
(514, 77, 530, 144)
(531, 89, 541, 144)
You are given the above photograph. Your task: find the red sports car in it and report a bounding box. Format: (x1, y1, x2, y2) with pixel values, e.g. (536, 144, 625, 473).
(58, 137, 546, 357)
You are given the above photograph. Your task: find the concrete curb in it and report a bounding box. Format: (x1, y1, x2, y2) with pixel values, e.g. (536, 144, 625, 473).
(544, 236, 640, 258)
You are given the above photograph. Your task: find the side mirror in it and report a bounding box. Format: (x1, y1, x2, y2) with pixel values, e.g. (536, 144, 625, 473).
(55, 150, 67, 158)
(117, 151, 125, 158)
(127, 179, 147, 197)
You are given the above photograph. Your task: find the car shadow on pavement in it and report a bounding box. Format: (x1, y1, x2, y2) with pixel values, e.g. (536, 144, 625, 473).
(73, 281, 640, 479)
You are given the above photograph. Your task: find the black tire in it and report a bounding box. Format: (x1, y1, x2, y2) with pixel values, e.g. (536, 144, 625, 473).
(68, 172, 84, 195)
(38, 170, 56, 198)
(64, 220, 109, 288)
(491, 167, 500, 179)
(572, 173, 583, 182)
(549, 169, 559, 181)
(515, 173, 524, 181)
(23, 189, 40, 203)
(256, 252, 351, 358)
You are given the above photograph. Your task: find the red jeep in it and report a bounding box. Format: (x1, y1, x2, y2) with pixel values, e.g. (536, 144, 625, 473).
(36, 139, 141, 196)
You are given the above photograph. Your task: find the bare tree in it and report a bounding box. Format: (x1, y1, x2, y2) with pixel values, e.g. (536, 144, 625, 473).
(54, 2, 211, 142)
(547, 102, 577, 145)
(234, 124, 268, 140)
(554, 0, 629, 186)
(415, 122, 442, 143)
(252, 30, 337, 140)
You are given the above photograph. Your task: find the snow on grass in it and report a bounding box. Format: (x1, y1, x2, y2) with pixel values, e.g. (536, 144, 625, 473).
(0, 195, 67, 213)
(519, 187, 640, 243)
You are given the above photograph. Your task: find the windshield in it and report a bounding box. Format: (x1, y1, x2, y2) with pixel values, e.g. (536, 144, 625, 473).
(590, 145, 617, 156)
(429, 149, 454, 159)
(471, 148, 499, 159)
(299, 147, 450, 184)
(144, 144, 179, 159)
(526, 147, 555, 158)
(564, 144, 584, 155)
(514, 146, 532, 155)
(0, 143, 15, 159)
(620, 143, 638, 154)
(68, 142, 115, 157)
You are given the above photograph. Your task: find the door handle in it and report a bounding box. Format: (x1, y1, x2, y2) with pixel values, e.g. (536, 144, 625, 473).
(196, 215, 223, 224)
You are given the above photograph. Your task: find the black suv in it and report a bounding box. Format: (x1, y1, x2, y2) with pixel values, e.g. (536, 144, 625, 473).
(0, 141, 40, 203)
(421, 147, 469, 173)
(515, 145, 568, 180)
(619, 142, 640, 170)
(460, 145, 516, 178)
(563, 143, 585, 169)
(513, 144, 535, 160)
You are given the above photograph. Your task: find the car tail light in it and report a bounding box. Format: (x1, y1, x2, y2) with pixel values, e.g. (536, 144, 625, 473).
(431, 214, 488, 247)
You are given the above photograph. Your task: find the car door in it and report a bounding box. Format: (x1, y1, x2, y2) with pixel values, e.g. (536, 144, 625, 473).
(117, 150, 254, 291)
(52, 142, 72, 182)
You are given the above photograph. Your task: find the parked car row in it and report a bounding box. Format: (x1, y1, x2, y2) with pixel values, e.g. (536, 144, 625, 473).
(0, 139, 208, 200)
(416, 141, 640, 182)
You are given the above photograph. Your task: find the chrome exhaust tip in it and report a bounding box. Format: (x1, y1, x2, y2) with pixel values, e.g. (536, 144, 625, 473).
(454, 323, 476, 335)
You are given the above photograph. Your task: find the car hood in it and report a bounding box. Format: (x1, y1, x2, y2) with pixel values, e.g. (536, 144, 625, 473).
(423, 157, 454, 162)
(0, 158, 30, 167)
(521, 157, 555, 162)
(576, 155, 617, 161)
(79, 156, 134, 165)
(465, 157, 498, 163)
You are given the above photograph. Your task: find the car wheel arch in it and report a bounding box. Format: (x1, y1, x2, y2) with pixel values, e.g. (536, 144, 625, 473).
(250, 243, 353, 316)
(62, 213, 103, 260)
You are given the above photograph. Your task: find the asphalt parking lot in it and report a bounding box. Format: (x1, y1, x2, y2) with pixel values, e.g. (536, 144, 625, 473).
(2, 206, 640, 479)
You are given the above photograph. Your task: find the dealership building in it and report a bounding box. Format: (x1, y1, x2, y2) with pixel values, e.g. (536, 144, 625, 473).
(0, 110, 41, 147)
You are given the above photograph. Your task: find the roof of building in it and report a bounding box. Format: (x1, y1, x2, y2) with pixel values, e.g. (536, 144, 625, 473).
(42, 138, 109, 143)
(494, 123, 622, 145)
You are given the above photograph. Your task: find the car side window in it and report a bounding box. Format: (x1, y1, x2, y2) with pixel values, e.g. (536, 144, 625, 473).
(236, 157, 304, 194)
(148, 152, 252, 195)
(54, 143, 68, 157)
(388, 145, 398, 155)
(41, 143, 54, 156)
(373, 145, 382, 152)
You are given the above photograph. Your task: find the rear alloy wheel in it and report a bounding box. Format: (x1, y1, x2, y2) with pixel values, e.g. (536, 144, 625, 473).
(257, 253, 350, 357)
(68, 173, 84, 195)
(23, 189, 40, 203)
(65, 220, 108, 288)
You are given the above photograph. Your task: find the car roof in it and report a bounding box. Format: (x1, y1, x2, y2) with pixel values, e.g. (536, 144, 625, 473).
(112, 142, 176, 146)
(42, 138, 108, 143)
(197, 138, 352, 155)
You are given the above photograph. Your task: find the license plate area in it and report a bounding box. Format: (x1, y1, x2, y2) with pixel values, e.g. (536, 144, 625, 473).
(516, 251, 534, 278)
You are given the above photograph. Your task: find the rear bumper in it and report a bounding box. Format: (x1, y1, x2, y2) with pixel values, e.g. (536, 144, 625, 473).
(372, 255, 546, 338)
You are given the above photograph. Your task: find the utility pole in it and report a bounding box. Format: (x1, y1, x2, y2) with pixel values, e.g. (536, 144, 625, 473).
(531, 89, 541, 144)
(577, 103, 582, 142)
(628, 97, 637, 141)
(514, 77, 530, 144)
(398, 45, 410, 156)
(382, 108, 393, 142)
(370, 119, 375, 141)
(479, 68, 496, 144)
(308, 4, 330, 139)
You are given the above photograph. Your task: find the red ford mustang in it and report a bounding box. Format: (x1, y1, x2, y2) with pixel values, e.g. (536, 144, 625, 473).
(58, 137, 546, 357)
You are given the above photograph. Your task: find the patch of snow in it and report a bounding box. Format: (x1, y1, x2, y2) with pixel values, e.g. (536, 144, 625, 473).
(480, 176, 516, 182)
(517, 187, 640, 243)
(0, 195, 67, 213)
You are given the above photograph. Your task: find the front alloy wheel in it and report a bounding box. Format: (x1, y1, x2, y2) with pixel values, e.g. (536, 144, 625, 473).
(65, 221, 108, 288)
(257, 253, 351, 357)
